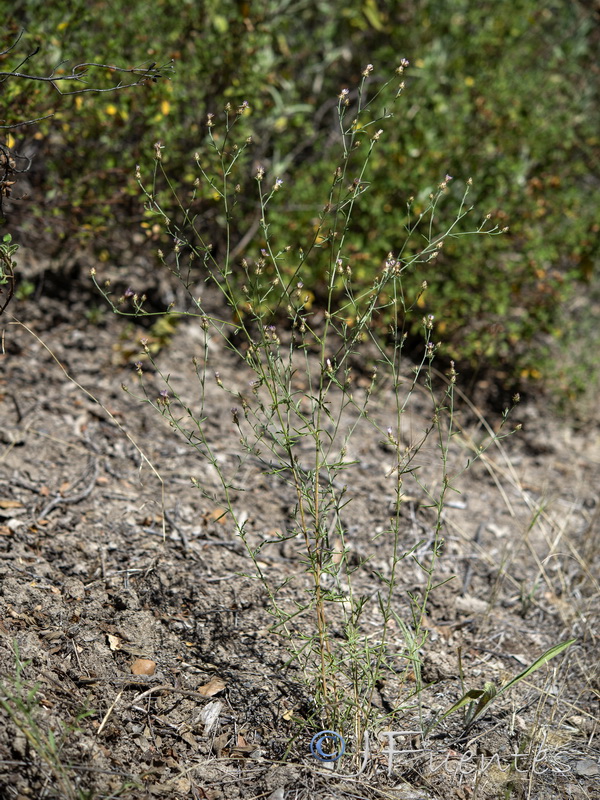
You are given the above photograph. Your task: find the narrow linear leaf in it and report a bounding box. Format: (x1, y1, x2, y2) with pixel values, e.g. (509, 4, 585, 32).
(497, 638, 576, 697)
(440, 639, 575, 728)
(469, 681, 497, 723)
(440, 688, 485, 721)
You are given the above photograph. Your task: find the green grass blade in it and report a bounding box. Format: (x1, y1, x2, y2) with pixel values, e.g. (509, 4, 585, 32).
(440, 688, 485, 721)
(497, 638, 576, 697)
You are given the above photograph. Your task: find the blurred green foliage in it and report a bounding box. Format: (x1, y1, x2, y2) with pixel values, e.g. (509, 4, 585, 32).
(3, 0, 599, 391)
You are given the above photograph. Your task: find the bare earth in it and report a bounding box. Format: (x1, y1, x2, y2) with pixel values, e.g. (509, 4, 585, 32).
(0, 249, 598, 800)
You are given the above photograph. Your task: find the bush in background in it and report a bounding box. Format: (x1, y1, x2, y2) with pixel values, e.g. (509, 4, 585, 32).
(3, 0, 599, 397)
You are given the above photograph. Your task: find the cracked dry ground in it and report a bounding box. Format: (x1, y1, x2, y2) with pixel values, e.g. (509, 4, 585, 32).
(0, 283, 598, 800)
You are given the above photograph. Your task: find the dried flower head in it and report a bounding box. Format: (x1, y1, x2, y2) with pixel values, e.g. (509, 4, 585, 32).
(384, 253, 402, 276)
(396, 58, 409, 74)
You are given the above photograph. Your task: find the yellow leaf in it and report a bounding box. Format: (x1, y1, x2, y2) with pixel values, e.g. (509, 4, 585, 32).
(301, 290, 315, 310)
(75, 96, 84, 110)
(105, 104, 118, 116)
(6, 134, 15, 149)
(57, 21, 69, 31)
(160, 100, 171, 116)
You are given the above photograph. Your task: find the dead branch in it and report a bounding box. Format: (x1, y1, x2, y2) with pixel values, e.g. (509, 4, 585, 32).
(0, 30, 173, 129)
(0, 29, 173, 315)
(0, 59, 173, 98)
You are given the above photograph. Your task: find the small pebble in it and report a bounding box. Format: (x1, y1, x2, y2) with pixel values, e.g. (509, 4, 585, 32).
(575, 758, 599, 777)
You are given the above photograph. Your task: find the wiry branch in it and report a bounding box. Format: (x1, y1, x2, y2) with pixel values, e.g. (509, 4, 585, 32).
(1, 114, 55, 131)
(0, 29, 26, 58)
(0, 59, 173, 94)
(0, 30, 172, 315)
(0, 30, 173, 128)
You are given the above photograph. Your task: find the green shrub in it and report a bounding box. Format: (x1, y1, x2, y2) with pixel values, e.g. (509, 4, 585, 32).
(5, 0, 599, 391)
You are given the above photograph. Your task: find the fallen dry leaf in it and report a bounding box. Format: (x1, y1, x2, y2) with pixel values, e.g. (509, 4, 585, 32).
(107, 634, 121, 651)
(0, 500, 23, 509)
(180, 731, 198, 749)
(197, 676, 226, 697)
(197, 700, 223, 733)
(203, 507, 227, 525)
(212, 731, 229, 757)
(230, 743, 257, 757)
(131, 658, 156, 676)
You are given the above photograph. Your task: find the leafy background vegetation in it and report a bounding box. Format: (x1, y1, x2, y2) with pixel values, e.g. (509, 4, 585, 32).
(3, 0, 599, 403)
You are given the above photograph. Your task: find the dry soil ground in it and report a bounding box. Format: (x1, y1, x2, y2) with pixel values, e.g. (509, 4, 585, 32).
(0, 249, 598, 800)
